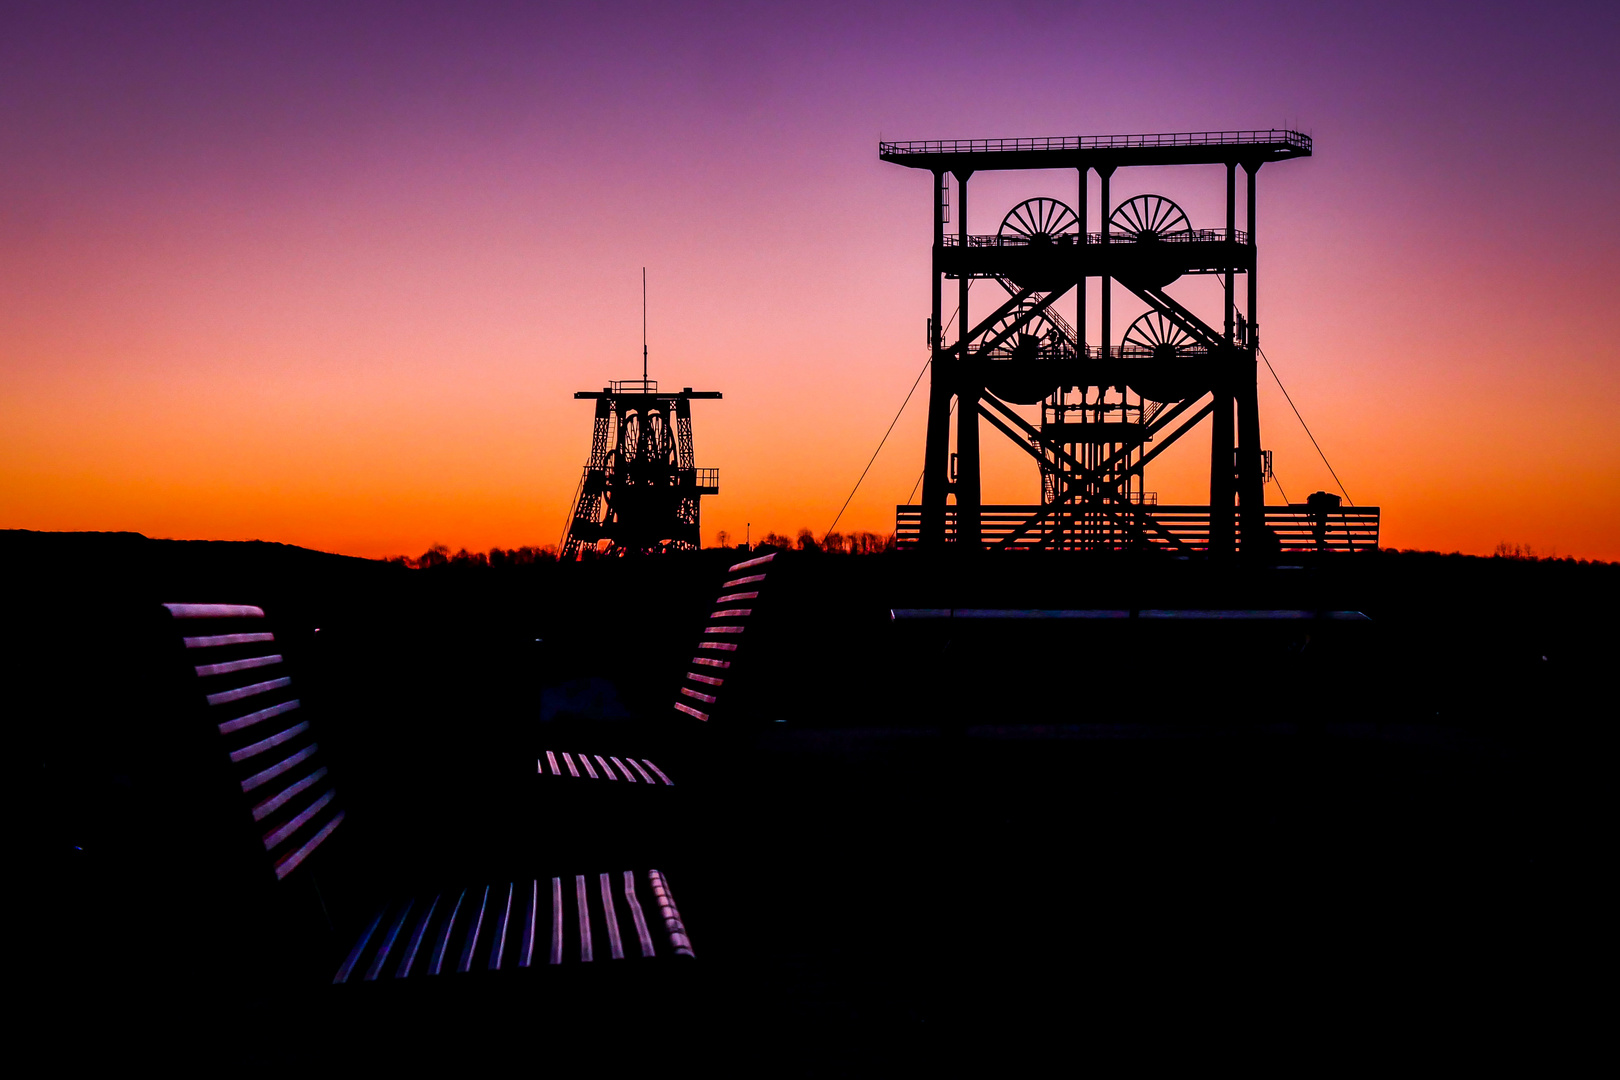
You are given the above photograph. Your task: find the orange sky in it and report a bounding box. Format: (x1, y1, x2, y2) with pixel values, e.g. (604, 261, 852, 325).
(3, 4, 1617, 560)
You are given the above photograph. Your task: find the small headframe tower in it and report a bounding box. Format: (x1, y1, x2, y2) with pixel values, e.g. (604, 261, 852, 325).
(562, 381, 721, 557)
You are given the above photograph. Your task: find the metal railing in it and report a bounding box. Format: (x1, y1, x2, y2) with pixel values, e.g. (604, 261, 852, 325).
(880, 130, 1311, 156)
(974, 343, 1214, 360)
(895, 503, 1379, 553)
(944, 228, 1247, 247)
(610, 379, 657, 393)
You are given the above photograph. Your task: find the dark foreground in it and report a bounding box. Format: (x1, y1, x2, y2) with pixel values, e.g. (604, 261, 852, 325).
(11, 531, 1609, 1071)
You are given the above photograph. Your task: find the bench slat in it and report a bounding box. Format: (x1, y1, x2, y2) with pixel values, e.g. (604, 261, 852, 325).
(262, 788, 335, 849)
(457, 886, 490, 973)
(164, 603, 265, 619)
(427, 889, 466, 976)
(207, 677, 292, 707)
(194, 654, 282, 678)
(394, 895, 440, 978)
(624, 870, 655, 957)
(488, 884, 514, 971)
(241, 743, 316, 793)
(600, 873, 625, 960)
(272, 809, 343, 880)
(251, 766, 328, 822)
(218, 698, 299, 735)
(229, 720, 310, 763)
(184, 632, 275, 649)
(364, 900, 415, 982)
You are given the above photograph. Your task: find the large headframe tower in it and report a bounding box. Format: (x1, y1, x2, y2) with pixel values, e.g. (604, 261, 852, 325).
(881, 129, 1376, 553)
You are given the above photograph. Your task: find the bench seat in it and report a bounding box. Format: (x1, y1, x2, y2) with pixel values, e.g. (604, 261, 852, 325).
(332, 868, 693, 983)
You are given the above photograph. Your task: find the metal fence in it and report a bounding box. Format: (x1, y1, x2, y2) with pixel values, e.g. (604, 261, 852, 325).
(895, 503, 1379, 552)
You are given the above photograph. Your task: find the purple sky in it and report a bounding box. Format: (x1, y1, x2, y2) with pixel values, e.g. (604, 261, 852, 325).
(3, 2, 1617, 557)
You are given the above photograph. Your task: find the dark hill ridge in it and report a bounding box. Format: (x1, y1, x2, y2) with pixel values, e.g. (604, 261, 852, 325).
(1, 528, 386, 585)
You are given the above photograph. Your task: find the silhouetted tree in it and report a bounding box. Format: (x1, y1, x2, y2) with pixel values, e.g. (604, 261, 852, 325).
(810, 529, 894, 554)
(449, 548, 488, 567)
(1493, 541, 1543, 560)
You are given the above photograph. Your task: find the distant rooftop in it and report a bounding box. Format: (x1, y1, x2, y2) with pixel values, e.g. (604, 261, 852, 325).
(879, 129, 1311, 171)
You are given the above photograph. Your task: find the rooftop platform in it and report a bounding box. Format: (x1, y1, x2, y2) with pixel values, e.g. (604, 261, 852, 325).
(575, 380, 722, 400)
(879, 129, 1312, 171)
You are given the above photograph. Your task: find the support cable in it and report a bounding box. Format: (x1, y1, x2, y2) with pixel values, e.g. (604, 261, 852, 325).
(903, 284, 978, 501)
(1269, 471, 1293, 508)
(559, 470, 584, 551)
(829, 288, 971, 538)
(825, 355, 931, 539)
(1257, 344, 1354, 506)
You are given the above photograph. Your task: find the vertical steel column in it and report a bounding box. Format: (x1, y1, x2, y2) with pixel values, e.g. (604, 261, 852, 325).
(1224, 163, 1236, 344)
(1208, 159, 1235, 559)
(1236, 162, 1266, 549)
(1098, 167, 1114, 359)
(1246, 162, 1260, 347)
(954, 170, 980, 548)
(1077, 167, 1087, 350)
(1097, 167, 1116, 549)
(1069, 168, 1087, 553)
(921, 170, 950, 547)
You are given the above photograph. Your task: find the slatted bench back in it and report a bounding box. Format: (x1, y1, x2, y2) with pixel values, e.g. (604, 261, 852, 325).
(164, 602, 344, 882)
(155, 600, 702, 989)
(674, 551, 784, 724)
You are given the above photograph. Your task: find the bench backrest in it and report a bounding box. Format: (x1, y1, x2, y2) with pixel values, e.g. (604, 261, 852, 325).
(163, 602, 344, 882)
(673, 551, 781, 724)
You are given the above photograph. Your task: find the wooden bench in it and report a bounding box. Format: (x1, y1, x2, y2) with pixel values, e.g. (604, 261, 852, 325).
(158, 553, 796, 985)
(531, 550, 789, 790)
(161, 601, 698, 984)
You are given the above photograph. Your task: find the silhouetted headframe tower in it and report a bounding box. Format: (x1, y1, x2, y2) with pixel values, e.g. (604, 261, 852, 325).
(562, 275, 721, 557)
(880, 130, 1378, 553)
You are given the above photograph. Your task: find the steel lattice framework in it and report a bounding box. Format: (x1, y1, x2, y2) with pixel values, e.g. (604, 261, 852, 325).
(880, 128, 1377, 554)
(562, 380, 721, 558)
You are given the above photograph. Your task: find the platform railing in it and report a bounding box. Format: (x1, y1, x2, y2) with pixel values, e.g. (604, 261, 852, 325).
(895, 504, 1379, 553)
(966, 343, 1219, 360)
(881, 130, 1311, 156)
(944, 228, 1247, 247)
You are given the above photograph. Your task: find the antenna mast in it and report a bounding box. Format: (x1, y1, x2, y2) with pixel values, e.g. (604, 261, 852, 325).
(642, 267, 648, 382)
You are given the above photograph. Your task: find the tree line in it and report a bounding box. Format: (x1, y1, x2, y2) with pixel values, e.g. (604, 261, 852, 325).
(387, 529, 897, 568)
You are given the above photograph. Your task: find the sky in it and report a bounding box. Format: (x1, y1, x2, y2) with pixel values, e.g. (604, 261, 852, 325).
(3, 1, 1617, 560)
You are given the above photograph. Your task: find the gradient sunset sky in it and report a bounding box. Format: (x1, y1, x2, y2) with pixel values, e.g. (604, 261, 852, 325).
(4, 2, 1617, 559)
